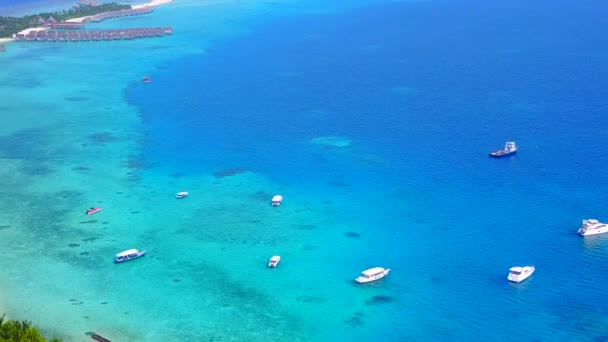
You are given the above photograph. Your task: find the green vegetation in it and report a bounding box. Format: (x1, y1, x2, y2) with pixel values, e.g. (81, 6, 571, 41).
(0, 2, 131, 38)
(0, 314, 62, 342)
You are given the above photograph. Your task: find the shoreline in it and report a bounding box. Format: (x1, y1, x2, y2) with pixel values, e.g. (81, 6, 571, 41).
(0, 0, 172, 44)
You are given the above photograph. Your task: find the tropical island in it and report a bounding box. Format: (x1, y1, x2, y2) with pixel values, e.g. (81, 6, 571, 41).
(0, 2, 130, 38)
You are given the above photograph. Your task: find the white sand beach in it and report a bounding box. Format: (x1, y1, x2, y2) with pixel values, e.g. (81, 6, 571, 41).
(132, 0, 173, 10)
(0, 26, 48, 43)
(0, 0, 173, 42)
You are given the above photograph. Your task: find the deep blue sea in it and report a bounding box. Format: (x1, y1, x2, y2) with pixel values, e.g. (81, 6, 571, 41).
(2, 0, 608, 340)
(128, 0, 608, 339)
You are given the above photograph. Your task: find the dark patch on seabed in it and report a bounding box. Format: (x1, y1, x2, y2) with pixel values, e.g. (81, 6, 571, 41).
(298, 224, 315, 230)
(255, 191, 272, 200)
(0, 127, 49, 160)
(344, 312, 365, 326)
(2, 77, 41, 88)
(65, 96, 90, 102)
(0, 225, 10, 230)
(296, 295, 325, 303)
(0, 189, 85, 257)
(176, 261, 303, 336)
(79, 219, 98, 224)
(365, 295, 394, 305)
(72, 166, 92, 171)
(21, 163, 53, 176)
(214, 168, 247, 178)
(126, 157, 149, 169)
(344, 231, 360, 239)
(88, 132, 118, 143)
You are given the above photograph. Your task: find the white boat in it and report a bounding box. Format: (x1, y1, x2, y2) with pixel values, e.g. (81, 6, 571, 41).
(176, 191, 189, 199)
(115, 249, 146, 263)
(355, 267, 390, 283)
(268, 255, 281, 268)
(507, 265, 535, 283)
(271, 195, 283, 207)
(577, 219, 608, 236)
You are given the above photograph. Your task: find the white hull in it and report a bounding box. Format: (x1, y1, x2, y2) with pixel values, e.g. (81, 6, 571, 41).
(268, 256, 281, 268)
(355, 269, 390, 283)
(507, 266, 535, 283)
(578, 226, 608, 236)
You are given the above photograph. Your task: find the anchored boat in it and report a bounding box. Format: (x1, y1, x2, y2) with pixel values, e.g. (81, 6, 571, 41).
(355, 267, 390, 283)
(271, 195, 283, 207)
(489, 141, 517, 158)
(268, 255, 281, 268)
(507, 265, 535, 283)
(577, 219, 608, 236)
(85, 207, 102, 215)
(115, 249, 146, 263)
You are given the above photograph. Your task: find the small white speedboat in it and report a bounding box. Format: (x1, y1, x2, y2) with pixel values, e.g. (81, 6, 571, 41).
(355, 267, 390, 283)
(268, 255, 281, 268)
(115, 249, 146, 263)
(507, 265, 535, 283)
(176, 191, 189, 199)
(271, 195, 283, 207)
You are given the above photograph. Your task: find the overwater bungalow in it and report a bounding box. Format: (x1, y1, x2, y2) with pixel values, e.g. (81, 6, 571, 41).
(13, 26, 172, 44)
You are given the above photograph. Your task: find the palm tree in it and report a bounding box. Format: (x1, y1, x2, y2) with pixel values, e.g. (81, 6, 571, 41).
(0, 314, 61, 341)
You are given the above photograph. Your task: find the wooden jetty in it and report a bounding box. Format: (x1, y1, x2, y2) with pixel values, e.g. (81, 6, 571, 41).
(14, 27, 173, 42)
(49, 22, 86, 29)
(86, 6, 155, 22)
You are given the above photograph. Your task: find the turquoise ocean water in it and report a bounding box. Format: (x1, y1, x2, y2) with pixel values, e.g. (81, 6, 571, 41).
(2, 0, 608, 341)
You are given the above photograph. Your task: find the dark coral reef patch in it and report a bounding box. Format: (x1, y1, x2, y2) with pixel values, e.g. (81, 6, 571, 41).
(213, 168, 247, 178)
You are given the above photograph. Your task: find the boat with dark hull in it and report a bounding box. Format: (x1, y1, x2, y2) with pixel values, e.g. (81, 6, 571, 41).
(489, 141, 517, 158)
